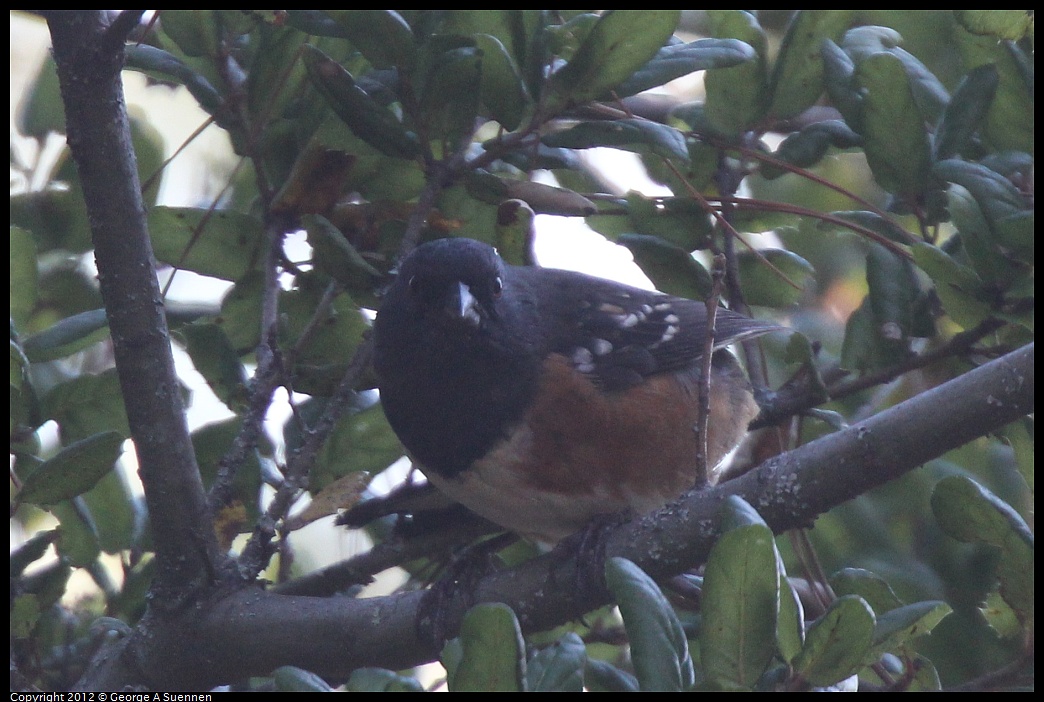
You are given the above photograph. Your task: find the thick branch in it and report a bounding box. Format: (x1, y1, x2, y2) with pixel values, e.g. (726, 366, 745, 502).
(46, 12, 224, 600)
(139, 343, 1032, 688)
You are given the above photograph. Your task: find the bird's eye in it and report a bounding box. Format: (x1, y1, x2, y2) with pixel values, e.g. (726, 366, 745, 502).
(492, 276, 503, 297)
(408, 275, 420, 295)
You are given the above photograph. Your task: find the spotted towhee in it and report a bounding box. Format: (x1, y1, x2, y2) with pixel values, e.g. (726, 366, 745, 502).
(373, 237, 780, 544)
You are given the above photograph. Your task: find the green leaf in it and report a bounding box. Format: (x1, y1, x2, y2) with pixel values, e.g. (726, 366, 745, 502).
(841, 299, 896, 372)
(824, 210, 914, 244)
(148, 206, 265, 281)
(955, 10, 1034, 40)
(22, 309, 110, 363)
(767, 10, 856, 121)
(465, 172, 596, 217)
(111, 559, 153, 620)
(623, 194, 712, 251)
(438, 10, 530, 65)
(618, 234, 711, 300)
(911, 242, 993, 330)
(449, 603, 525, 692)
(11, 357, 37, 439)
(301, 45, 420, 159)
(606, 557, 695, 691)
(494, 199, 536, 267)
(703, 11, 768, 135)
(905, 654, 943, 691)
(978, 591, 1022, 639)
(737, 249, 814, 308)
(18, 431, 124, 506)
(124, 45, 224, 117)
(273, 665, 335, 692)
(543, 118, 689, 163)
(283, 10, 350, 38)
(584, 658, 639, 692)
(193, 418, 266, 522)
(865, 243, 921, 344)
(131, 112, 166, 208)
(415, 40, 484, 147)
(761, 121, 861, 178)
(160, 10, 218, 58)
(720, 493, 769, 530)
(347, 667, 425, 692)
(781, 330, 816, 366)
(51, 500, 100, 567)
(931, 475, 1034, 627)
(241, 23, 310, 130)
(80, 470, 139, 555)
(999, 418, 1034, 495)
(18, 558, 74, 612)
(793, 595, 875, 687)
(216, 271, 264, 352)
(17, 55, 64, 139)
(435, 184, 499, 243)
(542, 13, 598, 72)
(830, 568, 904, 615)
(526, 633, 586, 692)
(934, 159, 1029, 226)
(821, 39, 862, 132)
(10, 529, 61, 578)
(474, 33, 530, 131)
(814, 211, 914, 249)
(777, 577, 806, 665)
(840, 24, 902, 60)
(42, 369, 130, 443)
(615, 38, 756, 98)
(180, 323, 249, 412)
(993, 211, 1033, 259)
(871, 600, 952, 655)
(10, 594, 41, 639)
(545, 10, 680, 110)
(10, 226, 39, 328)
(855, 52, 932, 195)
(934, 65, 999, 161)
(10, 186, 93, 255)
(954, 25, 1034, 152)
(941, 182, 1011, 285)
(327, 10, 415, 70)
(312, 402, 404, 491)
(890, 48, 949, 127)
(303, 214, 382, 292)
(700, 498, 778, 689)
(979, 150, 1033, 179)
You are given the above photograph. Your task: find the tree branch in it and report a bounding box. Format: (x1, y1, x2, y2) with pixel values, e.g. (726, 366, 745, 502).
(114, 343, 1031, 689)
(46, 11, 226, 601)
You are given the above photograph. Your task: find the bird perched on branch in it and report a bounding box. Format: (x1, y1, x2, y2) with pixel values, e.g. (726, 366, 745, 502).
(373, 237, 779, 544)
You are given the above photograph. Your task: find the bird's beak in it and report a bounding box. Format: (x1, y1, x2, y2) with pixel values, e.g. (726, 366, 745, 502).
(449, 281, 482, 326)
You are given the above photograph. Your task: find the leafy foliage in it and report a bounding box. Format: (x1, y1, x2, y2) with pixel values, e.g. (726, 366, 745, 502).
(10, 10, 1032, 692)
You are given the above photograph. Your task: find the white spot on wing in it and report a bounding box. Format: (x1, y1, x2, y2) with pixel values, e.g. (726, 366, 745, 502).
(616, 313, 639, 328)
(571, 346, 595, 372)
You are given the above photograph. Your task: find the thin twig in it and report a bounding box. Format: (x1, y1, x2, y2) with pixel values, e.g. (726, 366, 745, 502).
(714, 195, 914, 260)
(752, 317, 1008, 428)
(662, 158, 804, 292)
(238, 337, 375, 578)
(206, 218, 291, 512)
(697, 134, 917, 245)
(695, 255, 725, 486)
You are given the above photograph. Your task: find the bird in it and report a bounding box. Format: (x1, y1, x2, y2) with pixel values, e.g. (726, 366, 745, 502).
(372, 237, 780, 544)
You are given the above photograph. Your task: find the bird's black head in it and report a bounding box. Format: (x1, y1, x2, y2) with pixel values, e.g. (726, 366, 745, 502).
(389, 238, 507, 333)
